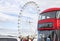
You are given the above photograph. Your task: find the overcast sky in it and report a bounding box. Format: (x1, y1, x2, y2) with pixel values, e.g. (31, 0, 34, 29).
(0, 0, 60, 36)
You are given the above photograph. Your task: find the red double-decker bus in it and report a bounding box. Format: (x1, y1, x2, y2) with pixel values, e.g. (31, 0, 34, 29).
(38, 8, 60, 41)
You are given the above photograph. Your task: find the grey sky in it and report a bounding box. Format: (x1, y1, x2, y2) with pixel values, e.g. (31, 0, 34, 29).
(0, 0, 60, 36)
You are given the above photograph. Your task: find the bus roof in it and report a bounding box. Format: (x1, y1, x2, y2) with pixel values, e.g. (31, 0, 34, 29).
(41, 8, 60, 13)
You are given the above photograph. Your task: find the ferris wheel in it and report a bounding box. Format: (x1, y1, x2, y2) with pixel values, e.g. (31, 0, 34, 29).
(18, 1, 40, 37)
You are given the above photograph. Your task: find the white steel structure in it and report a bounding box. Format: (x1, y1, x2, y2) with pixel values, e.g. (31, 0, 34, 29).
(18, 1, 40, 41)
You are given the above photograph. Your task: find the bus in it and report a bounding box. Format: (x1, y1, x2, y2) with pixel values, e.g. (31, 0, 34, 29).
(38, 8, 60, 41)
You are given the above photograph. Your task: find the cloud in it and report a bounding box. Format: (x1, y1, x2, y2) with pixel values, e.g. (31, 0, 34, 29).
(0, 26, 18, 36)
(1, 0, 60, 36)
(38, 0, 60, 11)
(0, 0, 20, 15)
(0, 13, 17, 23)
(0, 0, 20, 36)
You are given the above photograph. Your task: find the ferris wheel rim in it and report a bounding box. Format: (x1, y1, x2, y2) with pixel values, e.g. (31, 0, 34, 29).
(20, 1, 40, 12)
(18, 1, 40, 36)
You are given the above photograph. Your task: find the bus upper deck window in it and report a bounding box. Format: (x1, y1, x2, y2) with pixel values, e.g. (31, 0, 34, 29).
(47, 16, 50, 18)
(42, 16, 45, 20)
(39, 11, 56, 20)
(57, 11, 60, 18)
(39, 15, 41, 20)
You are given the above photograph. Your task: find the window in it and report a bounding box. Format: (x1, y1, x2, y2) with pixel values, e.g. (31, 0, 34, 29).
(42, 16, 45, 19)
(39, 11, 56, 20)
(57, 11, 60, 18)
(38, 23, 53, 28)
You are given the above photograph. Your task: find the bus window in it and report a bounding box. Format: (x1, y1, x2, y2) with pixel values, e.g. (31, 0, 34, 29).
(39, 11, 56, 20)
(47, 16, 50, 18)
(38, 23, 53, 28)
(57, 11, 60, 18)
(42, 16, 46, 20)
(38, 15, 41, 20)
